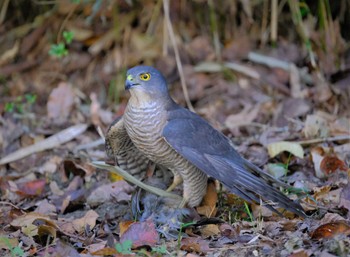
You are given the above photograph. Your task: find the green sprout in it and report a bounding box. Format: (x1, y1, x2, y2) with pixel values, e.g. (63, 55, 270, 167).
(115, 240, 133, 255)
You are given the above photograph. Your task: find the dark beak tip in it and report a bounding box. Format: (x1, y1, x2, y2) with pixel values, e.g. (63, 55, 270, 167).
(125, 80, 133, 90)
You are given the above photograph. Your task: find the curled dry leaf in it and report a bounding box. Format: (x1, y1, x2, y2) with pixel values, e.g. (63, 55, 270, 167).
(267, 141, 304, 158)
(311, 221, 350, 240)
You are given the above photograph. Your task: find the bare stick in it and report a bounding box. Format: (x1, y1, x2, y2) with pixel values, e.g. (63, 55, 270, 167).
(163, 0, 195, 112)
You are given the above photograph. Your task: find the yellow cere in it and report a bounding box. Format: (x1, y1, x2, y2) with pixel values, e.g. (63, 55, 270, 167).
(127, 74, 133, 81)
(139, 73, 151, 81)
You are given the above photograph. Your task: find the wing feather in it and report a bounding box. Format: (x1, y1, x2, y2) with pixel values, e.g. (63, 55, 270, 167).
(163, 106, 305, 217)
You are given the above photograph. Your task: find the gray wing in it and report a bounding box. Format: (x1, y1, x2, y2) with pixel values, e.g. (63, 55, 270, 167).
(105, 116, 150, 178)
(162, 106, 306, 217)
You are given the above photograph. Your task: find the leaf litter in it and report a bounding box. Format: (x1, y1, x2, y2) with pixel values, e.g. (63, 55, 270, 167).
(0, 1, 350, 256)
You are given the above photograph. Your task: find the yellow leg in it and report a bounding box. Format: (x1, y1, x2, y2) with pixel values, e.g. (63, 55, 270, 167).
(166, 174, 183, 192)
(178, 197, 188, 208)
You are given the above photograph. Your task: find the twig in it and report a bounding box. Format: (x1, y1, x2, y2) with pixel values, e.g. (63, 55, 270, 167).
(0, 124, 88, 165)
(297, 135, 350, 145)
(91, 161, 183, 200)
(0, 201, 22, 210)
(0, 0, 9, 26)
(270, 0, 278, 44)
(57, 4, 77, 43)
(247, 51, 313, 84)
(163, 0, 194, 112)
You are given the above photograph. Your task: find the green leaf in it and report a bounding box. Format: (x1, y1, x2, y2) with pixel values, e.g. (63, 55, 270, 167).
(63, 31, 74, 44)
(4, 102, 14, 112)
(49, 43, 68, 58)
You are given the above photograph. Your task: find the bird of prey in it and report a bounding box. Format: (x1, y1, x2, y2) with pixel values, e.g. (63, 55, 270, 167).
(105, 65, 306, 217)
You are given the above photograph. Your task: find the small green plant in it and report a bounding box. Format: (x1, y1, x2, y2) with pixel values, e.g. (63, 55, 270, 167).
(115, 239, 133, 255)
(5, 93, 37, 114)
(49, 31, 74, 58)
(0, 237, 25, 257)
(244, 202, 254, 222)
(177, 221, 196, 249)
(151, 245, 168, 255)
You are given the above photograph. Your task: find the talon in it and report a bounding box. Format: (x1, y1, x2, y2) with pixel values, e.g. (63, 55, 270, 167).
(166, 174, 183, 192)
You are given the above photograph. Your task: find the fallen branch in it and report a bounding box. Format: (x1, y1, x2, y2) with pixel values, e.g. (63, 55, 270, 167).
(0, 123, 88, 165)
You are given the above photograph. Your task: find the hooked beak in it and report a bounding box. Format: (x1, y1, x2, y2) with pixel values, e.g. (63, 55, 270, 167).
(125, 74, 139, 90)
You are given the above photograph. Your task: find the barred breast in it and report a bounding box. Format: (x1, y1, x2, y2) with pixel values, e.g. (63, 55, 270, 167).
(124, 102, 208, 207)
(105, 117, 150, 178)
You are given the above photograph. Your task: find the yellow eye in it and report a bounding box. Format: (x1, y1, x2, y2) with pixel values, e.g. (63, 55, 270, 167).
(139, 73, 151, 81)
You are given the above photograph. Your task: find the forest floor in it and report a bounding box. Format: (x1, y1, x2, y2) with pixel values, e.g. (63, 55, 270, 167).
(0, 1, 349, 256)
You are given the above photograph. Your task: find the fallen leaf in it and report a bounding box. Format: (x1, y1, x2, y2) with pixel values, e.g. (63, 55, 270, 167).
(219, 223, 240, 238)
(311, 221, 350, 240)
(303, 114, 329, 138)
(86, 180, 134, 207)
(180, 237, 210, 254)
(267, 141, 304, 158)
(91, 247, 118, 256)
(225, 104, 260, 129)
(320, 156, 348, 175)
(16, 179, 46, 197)
(199, 224, 220, 238)
(120, 219, 159, 248)
(72, 210, 99, 233)
(196, 180, 217, 218)
(47, 82, 75, 122)
(119, 221, 134, 237)
(10, 212, 55, 228)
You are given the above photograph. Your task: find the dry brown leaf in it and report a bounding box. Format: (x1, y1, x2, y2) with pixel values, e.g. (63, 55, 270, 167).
(219, 223, 240, 238)
(91, 247, 118, 256)
(10, 212, 56, 228)
(16, 179, 46, 197)
(196, 180, 217, 218)
(72, 210, 99, 233)
(87, 180, 134, 207)
(199, 224, 220, 238)
(311, 221, 350, 240)
(225, 104, 260, 129)
(119, 220, 134, 237)
(303, 114, 329, 138)
(320, 156, 348, 175)
(180, 237, 210, 254)
(47, 82, 75, 122)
